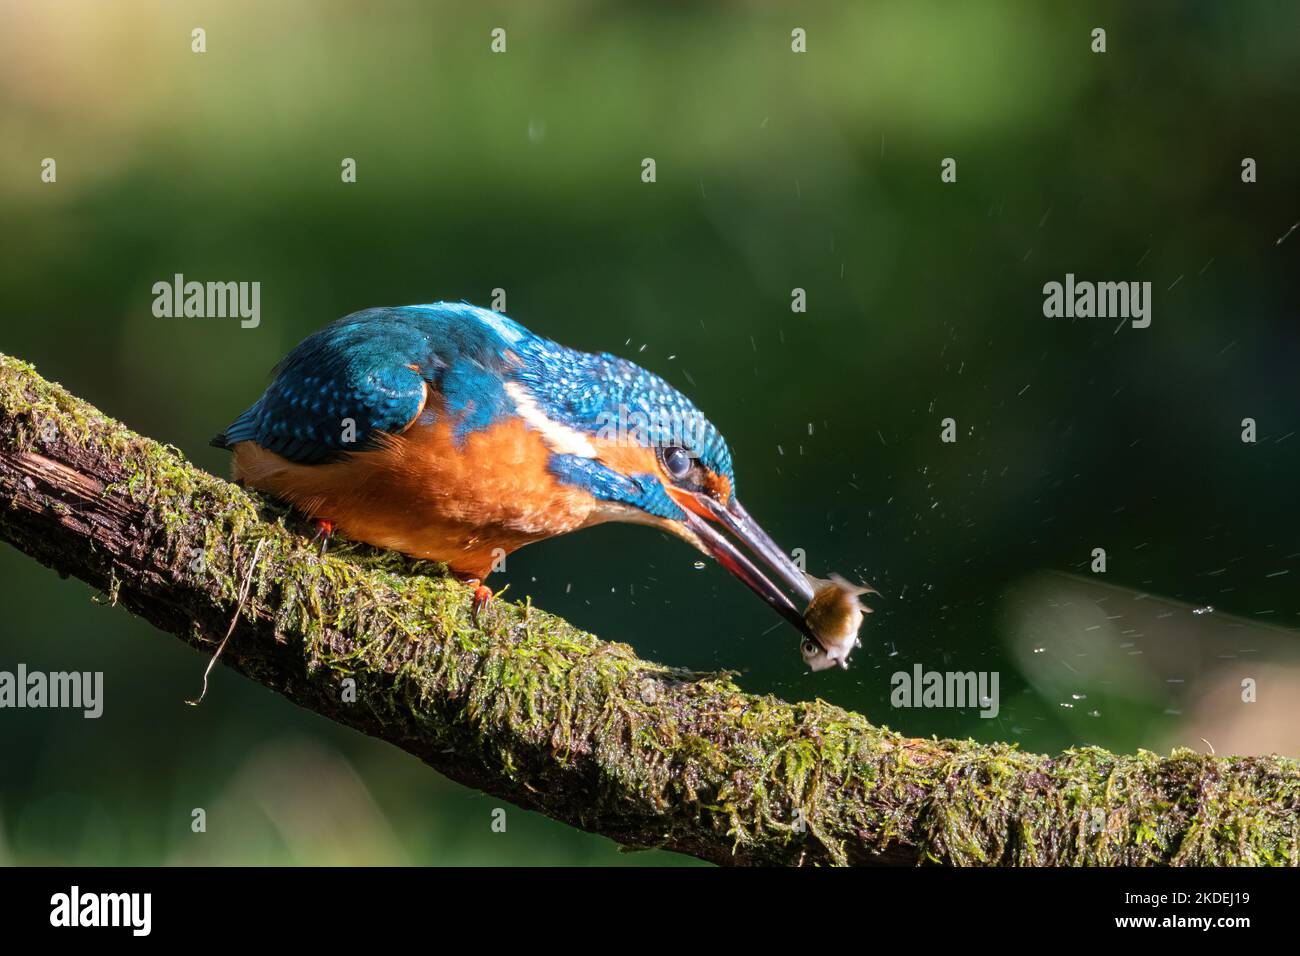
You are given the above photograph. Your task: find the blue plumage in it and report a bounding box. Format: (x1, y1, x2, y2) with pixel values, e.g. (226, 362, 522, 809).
(215, 304, 522, 461)
(214, 302, 736, 511)
(513, 335, 735, 490)
(548, 453, 684, 519)
(214, 302, 825, 656)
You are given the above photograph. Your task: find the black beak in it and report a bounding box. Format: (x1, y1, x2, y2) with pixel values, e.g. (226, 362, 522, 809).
(678, 496, 822, 646)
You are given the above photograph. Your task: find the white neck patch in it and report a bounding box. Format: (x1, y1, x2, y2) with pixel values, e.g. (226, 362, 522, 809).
(504, 382, 597, 459)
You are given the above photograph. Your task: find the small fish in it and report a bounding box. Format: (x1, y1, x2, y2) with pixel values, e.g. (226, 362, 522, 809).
(800, 573, 874, 671)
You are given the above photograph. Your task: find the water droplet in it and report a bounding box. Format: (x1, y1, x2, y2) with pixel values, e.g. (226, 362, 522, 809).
(693, 561, 706, 570)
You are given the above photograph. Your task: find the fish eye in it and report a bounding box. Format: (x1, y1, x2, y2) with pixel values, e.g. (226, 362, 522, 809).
(661, 445, 693, 480)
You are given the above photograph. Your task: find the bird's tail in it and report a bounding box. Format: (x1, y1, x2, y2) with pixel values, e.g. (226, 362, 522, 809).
(211, 402, 261, 449)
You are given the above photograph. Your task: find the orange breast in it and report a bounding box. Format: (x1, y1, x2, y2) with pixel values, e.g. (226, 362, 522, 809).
(232, 415, 600, 579)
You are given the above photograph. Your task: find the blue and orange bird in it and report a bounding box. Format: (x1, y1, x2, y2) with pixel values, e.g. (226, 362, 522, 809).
(213, 302, 829, 654)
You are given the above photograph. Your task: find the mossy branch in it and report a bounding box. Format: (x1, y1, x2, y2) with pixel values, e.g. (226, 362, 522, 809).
(1, 351, 1297, 867)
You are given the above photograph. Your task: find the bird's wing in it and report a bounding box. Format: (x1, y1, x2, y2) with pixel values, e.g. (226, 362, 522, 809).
(212, 305, 521, 464)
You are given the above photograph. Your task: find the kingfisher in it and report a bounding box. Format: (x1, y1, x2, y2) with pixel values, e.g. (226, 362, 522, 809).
(213, 302, 829, 655)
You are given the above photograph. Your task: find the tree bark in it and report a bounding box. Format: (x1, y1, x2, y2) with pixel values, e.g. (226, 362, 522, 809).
(1, 351, 1297, 866)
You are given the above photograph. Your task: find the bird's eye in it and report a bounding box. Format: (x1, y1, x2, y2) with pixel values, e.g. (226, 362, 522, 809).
(661, 446, 693, 480)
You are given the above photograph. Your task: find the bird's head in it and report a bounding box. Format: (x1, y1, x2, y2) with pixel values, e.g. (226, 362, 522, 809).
(510, 333, 819, 642)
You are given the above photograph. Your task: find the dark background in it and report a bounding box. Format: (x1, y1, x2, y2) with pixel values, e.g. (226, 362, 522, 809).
(1, 0, 1296, 864)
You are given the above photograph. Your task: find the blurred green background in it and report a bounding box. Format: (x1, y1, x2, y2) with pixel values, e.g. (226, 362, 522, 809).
(1, 0, 1297, 864)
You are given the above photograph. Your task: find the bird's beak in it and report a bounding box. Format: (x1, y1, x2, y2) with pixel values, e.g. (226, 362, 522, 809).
(674, 493, 822, 646)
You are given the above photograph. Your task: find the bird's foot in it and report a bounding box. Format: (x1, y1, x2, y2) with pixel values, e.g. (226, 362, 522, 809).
(470, 581, 494, 623)
(312, 519, 337, 555)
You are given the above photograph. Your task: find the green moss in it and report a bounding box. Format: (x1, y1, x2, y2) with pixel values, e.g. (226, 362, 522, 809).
(4, 351, 1300, 866)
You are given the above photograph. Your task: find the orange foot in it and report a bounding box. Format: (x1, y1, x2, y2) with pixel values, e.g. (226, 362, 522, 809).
(312, 518, 336, 554)
(471, 582, 494, 623)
